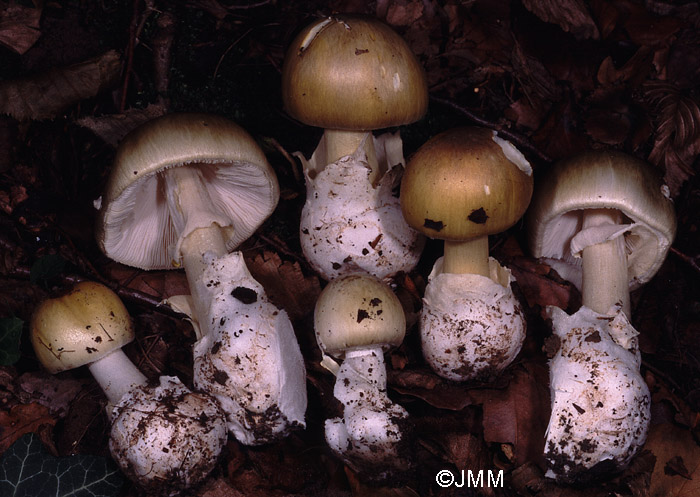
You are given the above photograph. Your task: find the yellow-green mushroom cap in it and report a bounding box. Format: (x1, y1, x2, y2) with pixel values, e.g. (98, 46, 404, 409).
(31, 281, 134, 374)
(314, 273, 406, 358)
(282, 15, 428, 131)
(401, 127, 533, 241)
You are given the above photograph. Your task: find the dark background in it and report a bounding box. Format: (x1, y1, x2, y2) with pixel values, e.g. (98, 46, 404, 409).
(0, 1, 698, 496)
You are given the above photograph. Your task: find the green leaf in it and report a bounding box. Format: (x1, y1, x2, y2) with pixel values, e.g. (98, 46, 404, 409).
(0, 317, 23, 366)
(0, 433, 124, 497)
(30, 254, 66, 284)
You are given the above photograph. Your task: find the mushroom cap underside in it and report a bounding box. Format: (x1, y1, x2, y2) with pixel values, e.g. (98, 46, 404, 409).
(96, 113, 279, 270)
(527, 149, 677, 288)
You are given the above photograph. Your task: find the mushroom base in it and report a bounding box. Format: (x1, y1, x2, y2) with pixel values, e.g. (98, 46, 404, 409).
(325, 347, 412, 480)
(109, 376, 227, 496)
(297, 131, 424, 281)
(421, 257, 526, 381)
(191, 251, 307, 445)
(544, 305, 650, 483)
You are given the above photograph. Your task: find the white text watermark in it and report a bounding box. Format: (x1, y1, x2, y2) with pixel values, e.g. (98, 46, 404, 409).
(435, 469, 504, 488)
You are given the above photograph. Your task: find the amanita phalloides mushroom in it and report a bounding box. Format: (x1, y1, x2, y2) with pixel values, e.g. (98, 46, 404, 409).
(96, 113, 306, 445)
(400, 127, 533, 380)
(282, 15, 428, 281)
(527, 150, 676, 481)
(314, 273, 410, 477)
(30, 281, 227, 495)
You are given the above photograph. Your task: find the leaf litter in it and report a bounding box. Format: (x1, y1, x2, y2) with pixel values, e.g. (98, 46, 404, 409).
(0, 0, 698, 496)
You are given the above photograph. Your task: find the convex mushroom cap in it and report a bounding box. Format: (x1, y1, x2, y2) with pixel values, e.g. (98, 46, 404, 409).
(314, 273, 406, 358)
(401, 127, 533, 241)
(527, 149, 676, 291)
(314, 273, 411, 478)
(30, 282, 228, 496)
(96, 112, 279, 270)
(31, 281, 133, 373)
(282, 15, 428, 131)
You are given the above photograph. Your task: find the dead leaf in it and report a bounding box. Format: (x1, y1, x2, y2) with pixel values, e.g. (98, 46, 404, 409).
(0, 50, 121, 121)
(346, 467, 420, 497)
(645, 82, 700, 196)
(0, 2, 42, 55)
(506, 256, 581, 315)
(388, 368, 477, 411)
(521, 0, 599, 40)
(244, 250, 321, 321)
(17, 372, 85, 416)
(76, 103, 168, 147)
(0, 402, 56, 453)
(383, 0, 423, 27)
(646, 423, 700, 497)
(470, 361, 550, 468)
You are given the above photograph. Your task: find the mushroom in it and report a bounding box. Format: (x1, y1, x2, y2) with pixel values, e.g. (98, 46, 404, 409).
(96, 113, 307, 445)
(314, 273, 410, 478)
(282, 15, 428, 281)
(30, 281, 227, 496)
(400, 127, 533, 380)
(527, 150, 676, 481)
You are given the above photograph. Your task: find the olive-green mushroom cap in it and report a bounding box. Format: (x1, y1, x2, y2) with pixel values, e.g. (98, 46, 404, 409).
(282, 15, 428, 131)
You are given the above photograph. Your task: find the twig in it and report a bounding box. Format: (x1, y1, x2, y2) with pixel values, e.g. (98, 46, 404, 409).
(429, 94, 552, 165)
(5, 265, 185, 318)
(267, 136, 303, 185)
(670, 247, 700, 275)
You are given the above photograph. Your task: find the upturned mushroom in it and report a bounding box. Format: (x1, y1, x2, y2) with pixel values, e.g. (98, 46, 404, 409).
(527, 150, 676, 481)
(314, 273, 410, 477)
(400, 127, 533, 380)
(96, 113, 306, 445)
(282, 15, 428, 281)
(30, 281, 227, 496)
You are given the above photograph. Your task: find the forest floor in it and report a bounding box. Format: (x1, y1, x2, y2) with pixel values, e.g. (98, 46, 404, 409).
(0, 1, 699, 496)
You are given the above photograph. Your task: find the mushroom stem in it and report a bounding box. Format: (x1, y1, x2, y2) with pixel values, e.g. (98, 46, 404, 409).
(581, 208, 630, 318)
(323, 129, 380, 184)
(442, 236, 490, 277)
(163, 165, 229, 327)
(88, 348, 147, 409)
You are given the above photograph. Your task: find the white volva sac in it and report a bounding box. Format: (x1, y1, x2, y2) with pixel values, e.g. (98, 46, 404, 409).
(297, 132, 424, 281)
(544, 305, 650, 482)
(325, 348, 410, 477)
(421, 257, 526, 381)
(170, 251, 307, 445)
(109, 376, 228, 496)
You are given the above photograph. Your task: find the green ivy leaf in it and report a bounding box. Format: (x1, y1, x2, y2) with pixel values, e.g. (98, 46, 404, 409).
(0, 433, 124, 497)
(0, 317, 23, 366)
(30, 254, 66, 284)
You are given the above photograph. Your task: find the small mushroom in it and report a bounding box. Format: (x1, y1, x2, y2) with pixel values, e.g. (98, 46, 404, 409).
(96, 113, 306, 445)
(282, 15, 428, 281)
(30, 282, 227, 496)
(400, 127, 533, 380)
(527, 150, 677, 481)
(314, 273, 410, 478)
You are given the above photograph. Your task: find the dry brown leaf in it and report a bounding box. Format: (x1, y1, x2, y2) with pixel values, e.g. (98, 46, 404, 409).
(0, 2, 41, 55)
(646, 423, 700, 497)
(76, 103, 168, 147)
(521, 0, 599, 40)
(17, 371, 85, 417)
(383, 0, 423, 27)
(470, 361, 550, 468)
(506, 255, 581, 315)
(245, 250, 321, 321)
(0, 402, 56, 453)
(0, 50, 121, 121)
(645, 82, 700, 196)
(388, 368, 477, 411)
(346, 467, 420, 497)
